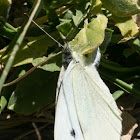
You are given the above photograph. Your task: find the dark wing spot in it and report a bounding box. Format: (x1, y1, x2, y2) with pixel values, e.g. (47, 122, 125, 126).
(70, 129, 76, 138)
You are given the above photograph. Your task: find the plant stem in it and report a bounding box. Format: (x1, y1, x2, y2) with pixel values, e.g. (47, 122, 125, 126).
(0, 0, 41, 96)
(3, 51, 62, 87)
(100, 58, 140, 73)
(100, 70, 140, 97)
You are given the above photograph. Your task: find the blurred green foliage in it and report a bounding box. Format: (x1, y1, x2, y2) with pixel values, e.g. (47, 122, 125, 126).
(0, 0, 140, 114)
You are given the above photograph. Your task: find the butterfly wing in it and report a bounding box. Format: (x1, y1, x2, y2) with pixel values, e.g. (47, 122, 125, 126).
(54, 61, 84, 140)
(72, 63, 122, 140)
(55, 66, 66, 102)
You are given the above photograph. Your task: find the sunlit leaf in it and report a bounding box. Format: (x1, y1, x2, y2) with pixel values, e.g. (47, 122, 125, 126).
(101, 0, 140, 17)
(32, 53, 62, 72)
(1, 35, 56, 67)
(114, 16, 139, 42)
(72, 10, 83, 26)
(69, 14, 108, 55)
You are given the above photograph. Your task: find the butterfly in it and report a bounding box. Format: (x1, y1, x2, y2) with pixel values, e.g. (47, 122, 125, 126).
(54, 14, 122, 140)
(54, 47, 122, 140)
(29, 12, 122, 140)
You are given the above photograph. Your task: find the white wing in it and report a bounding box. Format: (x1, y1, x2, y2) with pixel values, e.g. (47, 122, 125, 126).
(92, 47, 101, 68)
(72, 63, 122, 140)
(54, 61, 84, 140)
(55, 66, 66, 102)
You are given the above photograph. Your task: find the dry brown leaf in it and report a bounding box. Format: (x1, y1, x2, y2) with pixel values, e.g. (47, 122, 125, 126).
(117, 95, 137, 111)
(120, 110, 138, 140)
(133, 14, 140, 27)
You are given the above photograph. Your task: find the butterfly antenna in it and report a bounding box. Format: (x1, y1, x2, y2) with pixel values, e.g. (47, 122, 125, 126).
(24, 13, 64, 48)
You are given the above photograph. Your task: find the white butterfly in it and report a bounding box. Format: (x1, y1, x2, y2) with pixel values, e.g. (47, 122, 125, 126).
(54, 47, 122, 140)
(26, 11, 121, 139)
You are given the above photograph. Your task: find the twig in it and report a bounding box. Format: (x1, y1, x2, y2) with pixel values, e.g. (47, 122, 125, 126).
(3, 51, 62, 87)
(32, 122, 41, 140)
(0, 0, 41, 95)
(13, 124, 49, 140)
(0, 117, 54, 129)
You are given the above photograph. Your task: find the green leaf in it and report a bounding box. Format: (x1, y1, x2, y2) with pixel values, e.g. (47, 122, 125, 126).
(0, 66, 28, 113)
(69, 14, 108, 55)
(123, 48, 136, 57)
(101, 0, 140, 17)
(114, 16, 139, 42)
(26, 25, 53, 37)
(1, 35, 56, 67)
(91, 0, 102, 15)
(111, 34, 123, 44)
(72, 10, 83, 26)
(32, 53, 62, 72)
(45, 0, 70, 9)
(127, 37, 140, 55)
(7, 69, 59, 114)
(0, 0, 11, 17)
(62, 10, 73, 20)
(0, 84, 15, 113)
(100, 28, 113, 54)
(56, 20, 72, 39)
